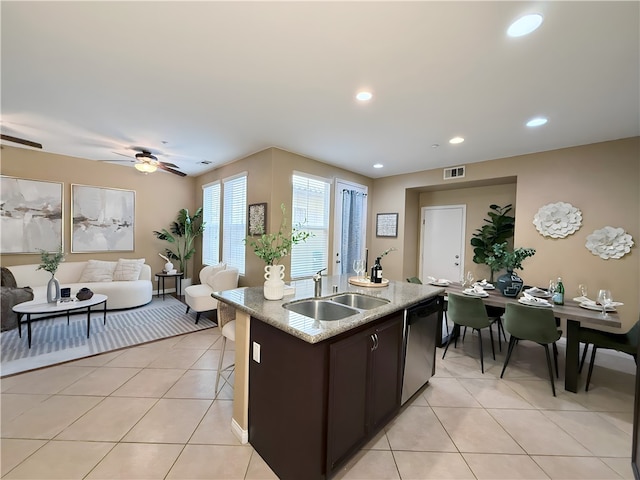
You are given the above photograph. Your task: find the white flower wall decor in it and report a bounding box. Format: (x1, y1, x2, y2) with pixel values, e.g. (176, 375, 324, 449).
(585, 226, 634, 260)
(533, 202, 583, 238)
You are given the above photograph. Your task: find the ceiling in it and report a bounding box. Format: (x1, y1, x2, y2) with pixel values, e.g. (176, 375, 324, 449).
(1, 1, 638, 178)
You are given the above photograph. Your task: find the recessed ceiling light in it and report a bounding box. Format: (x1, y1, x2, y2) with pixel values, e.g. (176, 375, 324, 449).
(356, 91, 373, 102)
(449, 137, 464, 144)
(373, 163, 383, 169)
(526, 117, 548, 127)
(507, 13, 543, 37)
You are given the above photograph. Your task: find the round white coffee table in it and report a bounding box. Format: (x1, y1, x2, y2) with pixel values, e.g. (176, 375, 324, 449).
(12, 294, 108, 348)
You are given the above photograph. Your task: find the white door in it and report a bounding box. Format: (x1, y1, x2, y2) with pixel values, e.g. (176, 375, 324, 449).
(420, 205, 466, 282)
(333, 179, 368, 275)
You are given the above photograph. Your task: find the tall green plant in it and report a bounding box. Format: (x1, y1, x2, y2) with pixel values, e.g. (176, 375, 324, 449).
(470, 204, 515, 281)
(153, 208, 204, 278)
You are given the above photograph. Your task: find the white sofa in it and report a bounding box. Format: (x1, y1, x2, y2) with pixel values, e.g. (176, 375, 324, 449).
(185, 263, 239, 323)
(7, 259, 153, 310)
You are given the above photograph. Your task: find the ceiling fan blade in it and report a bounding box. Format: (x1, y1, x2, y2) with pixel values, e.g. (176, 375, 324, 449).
(159, 161, 179, 169)
(97, 159, 134, 163)
(158, 164, 186, 177)
(0, 134, 43, 149)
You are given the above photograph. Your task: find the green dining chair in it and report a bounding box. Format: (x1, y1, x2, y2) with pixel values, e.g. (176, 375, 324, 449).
(442, 293, 495, 373)
(578, 319, 639, 391)
(500, 302, 562, 396)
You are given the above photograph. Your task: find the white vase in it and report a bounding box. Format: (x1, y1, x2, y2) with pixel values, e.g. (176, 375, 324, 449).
(47, 274, 60, 303)
(264, 264, 285, 300)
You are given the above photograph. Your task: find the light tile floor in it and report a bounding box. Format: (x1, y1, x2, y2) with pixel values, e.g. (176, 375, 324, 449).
(1, 325, 635, 479)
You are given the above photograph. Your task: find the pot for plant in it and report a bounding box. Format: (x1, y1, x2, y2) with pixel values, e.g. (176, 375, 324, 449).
(496, 270, 524, 297)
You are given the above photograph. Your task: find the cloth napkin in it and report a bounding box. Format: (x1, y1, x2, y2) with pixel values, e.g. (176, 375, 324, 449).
(525, 287, 548, 296)
(465, 285, 486, 294)
(475, 279, 492, 287)
(574, 297, 624, 307)
(522, 293, 551, 305)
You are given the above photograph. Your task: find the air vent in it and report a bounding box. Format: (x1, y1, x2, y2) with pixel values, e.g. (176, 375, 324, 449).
(443, 165, 465, 180)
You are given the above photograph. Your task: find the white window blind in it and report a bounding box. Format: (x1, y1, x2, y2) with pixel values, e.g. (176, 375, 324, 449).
(202, 182, 221, 266)
(223, 174, 247, 275)
(290, 173, 331, 279)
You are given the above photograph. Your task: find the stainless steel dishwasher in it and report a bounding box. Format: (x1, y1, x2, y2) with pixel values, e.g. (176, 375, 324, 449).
(401, 296, 443, 405)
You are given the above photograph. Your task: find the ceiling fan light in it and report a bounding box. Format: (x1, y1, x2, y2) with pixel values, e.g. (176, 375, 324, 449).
(135, 162, 157, 173)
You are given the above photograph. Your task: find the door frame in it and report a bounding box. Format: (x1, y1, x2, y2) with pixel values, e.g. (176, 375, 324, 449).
(419, 204, 466, 282)
(332, 179, 368, 275)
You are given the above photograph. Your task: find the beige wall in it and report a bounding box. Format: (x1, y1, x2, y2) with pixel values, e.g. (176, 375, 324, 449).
(194, 147, 374, 286)
(0, 146, 198, 279)
(372, 137, 640, 330)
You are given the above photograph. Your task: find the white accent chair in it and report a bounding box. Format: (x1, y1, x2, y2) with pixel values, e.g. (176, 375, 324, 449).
(184, 264, 239, 324)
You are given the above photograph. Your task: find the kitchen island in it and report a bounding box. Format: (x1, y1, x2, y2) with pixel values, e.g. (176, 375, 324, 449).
(212, 275, 443, 480)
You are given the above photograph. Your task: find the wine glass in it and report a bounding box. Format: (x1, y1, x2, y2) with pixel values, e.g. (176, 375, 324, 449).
(597, 289, 612, 317)
(578, 284, 588, 298)
(352, 259, 364, 280)
(548, 280, 556, 297)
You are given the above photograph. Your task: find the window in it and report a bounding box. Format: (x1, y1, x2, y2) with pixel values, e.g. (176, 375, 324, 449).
(202, 181, 221, 266)
(223, 173, 247, 275)
(290, 173, 331, 279)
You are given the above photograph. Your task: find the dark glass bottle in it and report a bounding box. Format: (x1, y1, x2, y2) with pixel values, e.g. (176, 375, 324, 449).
(371, 257, 383, 284)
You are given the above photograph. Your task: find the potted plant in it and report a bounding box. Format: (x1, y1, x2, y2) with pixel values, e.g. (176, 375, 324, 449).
(470, 204, 515, 282)
(153, 208, 205, 291)
(37, 245, 65, 303)
(245, 204, 312, 300)
(486, 242, 536, 297)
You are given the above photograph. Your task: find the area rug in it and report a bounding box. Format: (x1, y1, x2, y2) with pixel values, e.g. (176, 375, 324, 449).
(0, 296, 216, 376)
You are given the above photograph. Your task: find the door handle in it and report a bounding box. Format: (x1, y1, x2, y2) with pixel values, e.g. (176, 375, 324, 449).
(371, 333, 379, 351)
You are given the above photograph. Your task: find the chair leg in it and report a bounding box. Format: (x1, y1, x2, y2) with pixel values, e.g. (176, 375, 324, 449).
(543, 344, 557, 397)
(579, 343, 590, 373)
(195, 312, 201, 324)
(442, 324, 457, 359)
(477, 329, 485, 374)
(585, 345, 598, 392)
(462, 326, 467, 343)
(443, 311, 450, 337)
(552, 342, 559, 378)
(186, 306, 190, 314)
(500, 336, 518, 378)
(215, 336, 227, 395)
(488, 325, 496, 360)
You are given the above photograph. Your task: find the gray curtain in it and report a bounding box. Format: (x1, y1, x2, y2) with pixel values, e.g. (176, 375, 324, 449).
(340, 189, 366, 274)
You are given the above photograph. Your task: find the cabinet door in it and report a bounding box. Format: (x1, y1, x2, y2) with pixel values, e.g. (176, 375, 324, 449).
(370, 313, 404, 431)
(327, 328, 372, 470)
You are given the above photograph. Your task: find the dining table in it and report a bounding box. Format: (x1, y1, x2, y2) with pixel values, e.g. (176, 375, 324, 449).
(441, 283, 622, 393)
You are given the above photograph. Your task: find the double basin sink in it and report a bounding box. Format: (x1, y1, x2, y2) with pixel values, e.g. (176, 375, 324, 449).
(283, 293, 390, 321)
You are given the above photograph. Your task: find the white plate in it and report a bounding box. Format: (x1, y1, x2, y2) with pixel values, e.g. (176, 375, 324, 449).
(518, 298, 553, 308)
(463, 290, 489, 298)
(579, 303, 616, 312)
(429, 281, 451, 286)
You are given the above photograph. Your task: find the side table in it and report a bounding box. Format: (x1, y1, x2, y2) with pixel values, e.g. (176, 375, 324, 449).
(155, 272, 184, 299)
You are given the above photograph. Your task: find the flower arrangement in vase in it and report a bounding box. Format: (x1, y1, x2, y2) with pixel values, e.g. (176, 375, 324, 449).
(245, 204, 312, 300)
(37, 245, 65, 303)
(486, 242, 536, 297)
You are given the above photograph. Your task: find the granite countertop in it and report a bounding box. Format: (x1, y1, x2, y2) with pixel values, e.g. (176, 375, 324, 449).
(211, 274, 444, 344)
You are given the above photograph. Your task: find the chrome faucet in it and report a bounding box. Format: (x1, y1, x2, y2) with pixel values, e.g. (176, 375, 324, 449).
(313, 268, 327, 297)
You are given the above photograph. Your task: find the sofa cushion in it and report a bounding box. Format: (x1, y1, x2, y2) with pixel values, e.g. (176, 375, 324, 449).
(113, 258, 145, 281)
(1, 266, 18, 288)
(79, 260, 117, 283)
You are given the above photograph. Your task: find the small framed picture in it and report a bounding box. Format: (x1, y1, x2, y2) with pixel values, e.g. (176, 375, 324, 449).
(376, 213, 398, 238)
(248, 203, 267, 236)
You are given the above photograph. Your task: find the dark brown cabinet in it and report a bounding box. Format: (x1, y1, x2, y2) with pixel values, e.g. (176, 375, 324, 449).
(248, 311, 405, 480)
(327, 313, 404, 471)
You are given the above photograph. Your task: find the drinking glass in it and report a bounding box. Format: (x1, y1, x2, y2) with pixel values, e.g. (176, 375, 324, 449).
(597, 289, 612, 317)
(548, 280, 556, 296)
(466, 271, 474, 287)
(578, 284, 588, 298)
(353, 259, 364, 279)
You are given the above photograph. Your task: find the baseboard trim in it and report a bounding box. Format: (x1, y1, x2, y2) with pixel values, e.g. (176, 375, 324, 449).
(231, 417, 249, 444)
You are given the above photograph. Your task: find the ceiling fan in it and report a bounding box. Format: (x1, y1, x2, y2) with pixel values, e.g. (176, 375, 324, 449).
(0, 134, 43, 149)
(102, 148, 186, 177)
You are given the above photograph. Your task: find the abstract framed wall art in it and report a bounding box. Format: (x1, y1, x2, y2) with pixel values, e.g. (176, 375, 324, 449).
(0, 176, 63, 253)
(376, 213, 398, 238)
(248, 202, 267, 236)
(71, 184, 135, 252)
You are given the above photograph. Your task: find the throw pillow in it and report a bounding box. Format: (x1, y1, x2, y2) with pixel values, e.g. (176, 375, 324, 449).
(79, 260, 117, 283)
(113, 258, 145, 281)
(205, 263, 227, 289)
